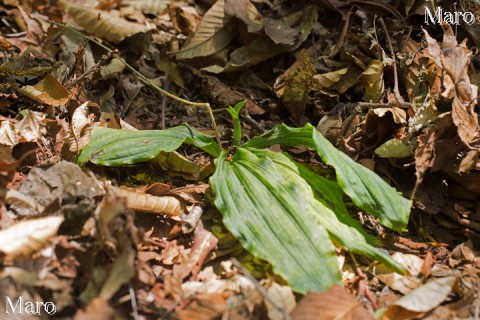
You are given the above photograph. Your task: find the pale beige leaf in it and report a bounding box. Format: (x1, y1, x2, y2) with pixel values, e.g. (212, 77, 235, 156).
(0, 110, 46, 147)
(100, 57, 125, 78)
(61, 0, 155, 43)
(17, 75, 69, 106)
(313, 67, 349, 89)
(124, 0, 171, 15)
(111, 186, 182, 216)
(391, 276, 456, 312)
(265, 282, 296, 320)
(176, 0, 235, 60)
(371, 107, 407, 124)
(0, 216, 64, 257)
(66, 101, 97, 152)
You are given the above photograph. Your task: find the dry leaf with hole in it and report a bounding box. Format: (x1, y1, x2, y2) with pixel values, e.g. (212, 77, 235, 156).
(0, 216, 64, 257)
(17, 75, 70, 106)
(61, 0, 155, 43)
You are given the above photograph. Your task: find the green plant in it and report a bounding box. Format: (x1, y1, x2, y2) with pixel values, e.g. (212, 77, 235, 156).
(78, 101, 411, 294)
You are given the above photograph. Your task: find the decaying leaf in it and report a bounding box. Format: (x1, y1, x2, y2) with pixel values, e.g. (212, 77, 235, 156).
(281, 50, 316, 123)
(216, 5, 318, 72)
(176, 0, 235, 60)
(17, 75, 70, 106)
(0, 216, 64, 257)
(61, 0, 155, 43)
(361, 59, 384, 102)
(424, 27, 479, 145)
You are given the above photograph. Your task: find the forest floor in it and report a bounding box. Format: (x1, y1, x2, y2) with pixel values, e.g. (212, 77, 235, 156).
(0, 0, 479, 319)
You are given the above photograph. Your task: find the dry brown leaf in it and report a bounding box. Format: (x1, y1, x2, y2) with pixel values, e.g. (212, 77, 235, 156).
(362, 59, 384, 102)
(0, 110, 46, 147)
(0, 216, 64, 257)
(18, 75, 70, 106)
(7, 7, 45, 53)
(225, 0, 263, 33)
(61, 0, 155, 43)
(385, 276, 456, 315)
(280, 50, 316, 123)
(291, 285, 374, 320)
(176, 0, 235, 60)
(424, 27, 479, 145)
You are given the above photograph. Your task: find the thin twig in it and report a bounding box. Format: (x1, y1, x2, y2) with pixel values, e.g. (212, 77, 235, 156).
(65, 49, 117, 88)
(378, 17, 411, 108)
(39, 17, 223, 148)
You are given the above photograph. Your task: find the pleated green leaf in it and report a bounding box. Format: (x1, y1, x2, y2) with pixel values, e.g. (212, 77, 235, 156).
(295, 163, 404, 273)
(210, 147, 342, 293)
(77, 125, 220, 165)
(244, 124, 411, 231)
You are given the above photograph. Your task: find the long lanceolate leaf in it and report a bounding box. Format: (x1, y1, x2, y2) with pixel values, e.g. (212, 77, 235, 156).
(77, 124, 221, 165)
(244, 124, 412, 231)
(211, 148, 342, 293)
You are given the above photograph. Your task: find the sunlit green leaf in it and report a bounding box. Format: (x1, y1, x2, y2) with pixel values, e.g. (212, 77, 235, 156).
(244, 124, 411, 231)
(77, 125, 220, 165)
(210, 148, 341, 293)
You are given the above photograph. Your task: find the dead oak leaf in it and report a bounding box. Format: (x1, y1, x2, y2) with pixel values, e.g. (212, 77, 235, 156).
(7, 7, 45, 54)
(424, 27, 479, 145)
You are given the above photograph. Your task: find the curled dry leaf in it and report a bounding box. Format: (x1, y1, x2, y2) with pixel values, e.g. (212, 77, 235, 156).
(66, 101, 97, 152)
(61, 0, 155, 43)
(111, 186, 182, 216)
(0, 216, 64, 257)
